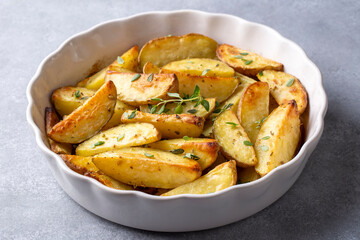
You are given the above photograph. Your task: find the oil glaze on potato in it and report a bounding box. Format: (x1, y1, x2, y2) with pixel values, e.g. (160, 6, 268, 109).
(254, 101, 301, 177)
(161, 160, 237, 196)
(92, 147, 202, 189)
(48, 81, 117, 144)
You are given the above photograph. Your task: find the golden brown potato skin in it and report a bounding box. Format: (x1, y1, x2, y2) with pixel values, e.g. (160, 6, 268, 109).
(121, 110, 205, 139)
(237, 167, 260, 184)
(48, 81, 117, 143)
(217, 44, 283, 77)
(142, 62, 160, 74)
(45, 107, 73, 154)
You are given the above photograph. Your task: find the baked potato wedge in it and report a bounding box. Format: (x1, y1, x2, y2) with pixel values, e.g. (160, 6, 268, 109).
(60, 154, 132, 190)
(257, 70, 308, 114)
(102, 100, 135, 130)
(201, 119, 214, 138)
(143, 62, 160, 74)
(76, 123, 161, 156)
(161, 71, 238, 103)
(237, 167, 260, 184)
(92, 147, 202, 189)
(139, 98, 216, 118)
(45, 107, 73, 154)
(254, 101, 301, 176)
(105, 72, 178, 106)
(161, 58, 234, 77)
(48, 81, 117, 143)
(217, 44, 283, 77)
(213, 110, 257, 167)
(237, 82, 269, 143)
(139, 33, 218, 69)
(121, 110, 205, 139)
(148, 138, 219, 170)
(51, 87, 95, 116)
(161, 160, 237, 196)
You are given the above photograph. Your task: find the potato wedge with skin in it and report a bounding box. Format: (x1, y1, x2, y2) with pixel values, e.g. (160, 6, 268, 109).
(238, 167, 260, 184)
(254, 101, 301, 177)
(76, 123, 161, 156)
(45, 107, 73, 154)
(213, 110, 257, 167)
(92, 147, 202, 189)
(237, 82, 269, 143)
(48, 81, 117, 144)
(60, 154, 132, 190)
(102, 100, 135, 130)
(139, 33, 218, 69)
(106, 72, 178, 106)
(121, 110, 204, 139)
(257, 70, 308, 114)
(217, 44, 283, 77)
(51, 87, 95, 117)
(143, 62, 160, 74)
(161, 58, 234, 77)
(201, 119, 214, 138)
(161, 160, 237, 196)
(139, 98, 216, 118)
(148, 138, 219, 170)
(161, 71, 238, 103)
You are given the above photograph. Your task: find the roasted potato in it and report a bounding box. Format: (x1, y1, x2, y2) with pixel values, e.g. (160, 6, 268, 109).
(76, 123, 161, 156)
(139, 98, 216, 118)
(257, 70, 308, 114)
(217, 44, 283, 77)
(161, 58, 234, 77)
(48, 81, 117, 143)
(161, 160, 237, 196)
(60, 154, 132, 190)
(143, 62, 160, 74)
(148, 138, 219, 170)
(213, 110, 257, 167)
(105, 72, 178, 106)
(201, 119, 214, 138)
(254, 101, 301, 176)
(92, 147, 202, 188)
(45, 107, 73, 154)
(237, 167, 260, 184)
(139, 33, 218, 69)
(121, 110, 204, 139)
(237, 82, 269, 143)
(102, 100, 135, 130)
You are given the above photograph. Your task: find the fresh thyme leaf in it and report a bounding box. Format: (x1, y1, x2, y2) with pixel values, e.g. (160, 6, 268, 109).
(225, 103, 234, 109)
(92, 141, 105, 148)
(243, 141, 253, 146)
(157, 104, 166, 114)
(202, 69, 211, 76)
(117, 134, 125, 141)
(170, 149, 184, 154)
(201, 99, 210, 112)
(226, 122, 238, 128)
(244, 60, 253, 65)
(215, 101, 220, 107)
(213, 108, 221, 114)
(285, 78, 295, 87)
(260, 145, 269, 151)
(144, 152, 154, 158)
(260, 116, 267, 124)
(194, 99, 201, 107)
(258, 71, 263, 77)
(117, 56, 124, 64)
(167, 92, 181, 98)
(174, 103, 183, 114)
(183, 136, 191, 141)
(128, 110, 137, 119)
(151, 98, 163, 101)
(74, 90, 81, 98)
(131, 73, 141, 82)
(234, 55, 244, 59)
(80, 96, 89, 100)
(262, 136, 270, 140)
(147, 73, 154, 82)
(191, 85, 200, 98)
(184, 153, 200, 160)
(150, 105, 157, 114)
(240, 52, 248, 56)
(187, 109, 197, 114)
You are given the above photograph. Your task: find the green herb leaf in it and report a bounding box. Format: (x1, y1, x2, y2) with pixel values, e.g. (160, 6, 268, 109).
(191, 85, 200, 98)
(184, 153, 200, 160)
(117, 56, 124, 64)
(225, 103, 234, 110)
(215, 101, 220, 107)
(194, 99, 201, 107)
(202, 69, 211, 76)
(128, 110, 137, 119)
(80, 96, 89, 100)
(74, 90, 81, 98)
(240, 52, 249, 56)
(144, 152, 154, 158)
(260, 145, 269, 151)
(243, 141, 253, 146)
(167, 92, 181, 98)
(226, 122, 238, 128)
(234, 55, 244, 59)
(244, 60, 253, 65)
(258, 71, 263, 77)
(213, 108, 221, 113)
(150, 105, 157, 114)
(131, 73, 141, 82)
(117, 134, 125, 141)
(260, 116, 267, 124)
(201, 99, 210, 112)
(157, 104, 166, 114)
(92, 141, 105, 148)
(151, 98, 163, 101)
(183, 136, 191, 141)
(285, 78, 295, 87)
(262, 136, 270, 140)
(174, 103, 183, 114)
(187, 109, 197, 114)
(167, 34, 172, 37)
(187, 60, 194, 64)
(170, 149, 185, 154)
(147, 73, 154, 82)
(163, 108, 170, 113)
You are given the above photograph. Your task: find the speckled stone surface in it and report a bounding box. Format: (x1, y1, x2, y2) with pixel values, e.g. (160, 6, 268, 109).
(1, 0, 359, 239)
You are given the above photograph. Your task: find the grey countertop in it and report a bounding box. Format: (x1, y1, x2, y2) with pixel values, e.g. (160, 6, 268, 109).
(1, 0, 359, 239)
